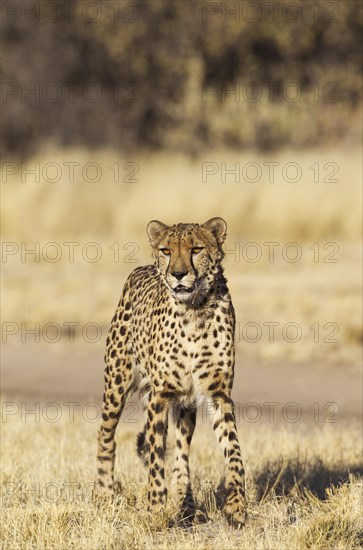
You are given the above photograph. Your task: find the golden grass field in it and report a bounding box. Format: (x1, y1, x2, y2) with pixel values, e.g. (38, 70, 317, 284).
(1, 146, 362, 549)
(1, 410, 362, 550)
(2, 147, 362, 365)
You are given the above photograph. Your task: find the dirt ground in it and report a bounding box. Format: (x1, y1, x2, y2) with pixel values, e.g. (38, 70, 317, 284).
(2, 340, 361, 430)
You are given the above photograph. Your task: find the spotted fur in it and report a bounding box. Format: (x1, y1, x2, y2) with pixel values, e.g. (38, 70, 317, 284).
(96, 217, 246, 527)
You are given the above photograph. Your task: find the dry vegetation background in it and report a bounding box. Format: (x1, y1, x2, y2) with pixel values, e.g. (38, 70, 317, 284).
(2, 0, 362, 158)
(2, 147, 362, 366)
(1, 1, 363, 549)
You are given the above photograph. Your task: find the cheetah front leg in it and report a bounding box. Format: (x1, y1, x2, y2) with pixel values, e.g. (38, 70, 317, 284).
(147, 392, 169, 513)
(211, 395, 247, 528)
(96, 355, 134, 497)
(171, 406, 197, 520)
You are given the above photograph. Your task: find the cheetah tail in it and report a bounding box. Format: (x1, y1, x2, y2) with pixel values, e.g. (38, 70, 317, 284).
(136, 424, 149, 467)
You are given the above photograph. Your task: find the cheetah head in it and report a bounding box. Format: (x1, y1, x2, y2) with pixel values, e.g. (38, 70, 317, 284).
(146, 217, 227, 305)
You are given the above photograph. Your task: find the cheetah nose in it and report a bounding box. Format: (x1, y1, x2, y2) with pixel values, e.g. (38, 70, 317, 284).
(172, 271, 187, 281)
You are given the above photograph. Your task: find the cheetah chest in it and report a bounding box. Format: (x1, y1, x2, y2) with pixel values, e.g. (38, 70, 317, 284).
(157, 314, 215, 403)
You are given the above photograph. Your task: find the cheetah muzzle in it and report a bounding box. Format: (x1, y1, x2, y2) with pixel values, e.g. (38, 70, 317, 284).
(96, 217, 247, 528)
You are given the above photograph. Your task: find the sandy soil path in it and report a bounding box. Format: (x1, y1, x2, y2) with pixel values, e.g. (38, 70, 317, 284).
(1, 342, 361, 427)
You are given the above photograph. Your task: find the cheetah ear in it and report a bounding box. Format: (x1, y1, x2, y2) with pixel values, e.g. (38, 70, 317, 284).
(202, 217, 227, 244)
(147, 220, 169, 247)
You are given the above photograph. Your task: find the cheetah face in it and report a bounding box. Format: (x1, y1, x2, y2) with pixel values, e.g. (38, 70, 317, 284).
(147, 217, 227, 305)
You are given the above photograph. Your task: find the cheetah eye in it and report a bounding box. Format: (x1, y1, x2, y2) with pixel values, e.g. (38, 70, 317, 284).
(191, 247, 204, 254)
(160, 248, 171, 256)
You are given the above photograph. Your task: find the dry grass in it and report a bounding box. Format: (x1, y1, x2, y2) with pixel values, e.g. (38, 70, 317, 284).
(1, 405, 362, 550)
(1, 146, 362, 547)
(2, 147, 362, 366)
(2, 147, 362, 242)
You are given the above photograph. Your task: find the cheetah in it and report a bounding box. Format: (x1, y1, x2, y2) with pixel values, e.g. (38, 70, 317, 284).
(96, 217, 246, 527)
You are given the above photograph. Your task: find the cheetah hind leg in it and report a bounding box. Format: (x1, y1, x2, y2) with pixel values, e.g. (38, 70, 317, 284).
(171, 406, 207, 525)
